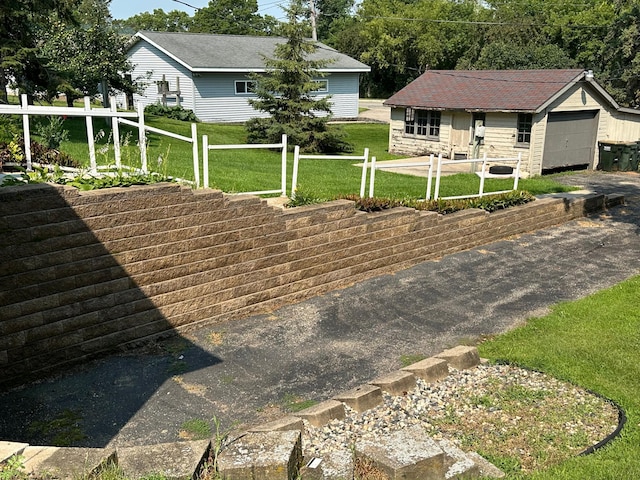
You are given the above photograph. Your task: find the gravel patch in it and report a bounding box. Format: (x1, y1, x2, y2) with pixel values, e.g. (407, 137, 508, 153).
(302, 364, 619, 473)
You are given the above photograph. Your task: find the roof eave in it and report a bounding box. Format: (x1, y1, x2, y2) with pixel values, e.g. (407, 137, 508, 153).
(134, 32, 195, 72)
(191, 67, 370, 74)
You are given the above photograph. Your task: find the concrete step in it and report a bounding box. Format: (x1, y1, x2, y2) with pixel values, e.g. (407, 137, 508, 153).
(0, 441, 29, 464)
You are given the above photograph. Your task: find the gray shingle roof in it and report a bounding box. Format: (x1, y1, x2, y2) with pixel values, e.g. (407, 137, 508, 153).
(384, 69, 588, 112)
(134, 31, 370, 73)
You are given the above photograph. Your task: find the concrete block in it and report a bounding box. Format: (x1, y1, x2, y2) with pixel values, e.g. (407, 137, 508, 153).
(0, 441, 29, 463)
(401, 357, 449, 383)
(333, 384, 383, 413)
(217, 430, 302, 480)
(438, 438, 480, 479)
(370, 370, 417, 396)
(356, 425, 445, 480)
(466, 452, 505, 478)
(249, 416, 304, 433)
(300, 449, 353, 480)
(294, 400, 345, 427)
(22, 446, 116, 479)
(435, 346, 481, 370)
(117, 440, 210, 480)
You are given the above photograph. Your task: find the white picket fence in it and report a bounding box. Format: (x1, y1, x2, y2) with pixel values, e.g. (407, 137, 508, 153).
(291, 147, 370, 199)
(201, 134, 288, 196)
(364, 152, 522, 201)
(0, 95, 199, 183)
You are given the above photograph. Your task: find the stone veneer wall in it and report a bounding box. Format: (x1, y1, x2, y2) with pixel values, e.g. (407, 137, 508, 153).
(0, 183, 612, 387)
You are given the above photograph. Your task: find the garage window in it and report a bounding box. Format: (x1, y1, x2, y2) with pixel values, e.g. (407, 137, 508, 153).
(405, 108, 441, 139)
(517, 113, 532, 144)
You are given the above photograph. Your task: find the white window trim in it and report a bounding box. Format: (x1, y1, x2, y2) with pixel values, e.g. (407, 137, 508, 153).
(235, 80, 256, 95)
(313, 79, 329, 93)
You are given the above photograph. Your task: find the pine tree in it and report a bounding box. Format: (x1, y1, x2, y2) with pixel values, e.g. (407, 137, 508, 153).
(245, 0, 352, 153)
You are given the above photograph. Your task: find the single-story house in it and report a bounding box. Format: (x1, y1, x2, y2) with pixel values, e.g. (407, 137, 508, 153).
(121, 31, 370, 123)
(384, 69, 640, 176)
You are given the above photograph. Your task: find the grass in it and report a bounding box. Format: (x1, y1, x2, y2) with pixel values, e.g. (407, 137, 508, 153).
(478, 274, 640, 479)
(4, 114, 577, 200)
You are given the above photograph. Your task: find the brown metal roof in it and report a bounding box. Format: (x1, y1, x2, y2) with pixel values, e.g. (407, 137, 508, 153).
(384, 69, 586, 112)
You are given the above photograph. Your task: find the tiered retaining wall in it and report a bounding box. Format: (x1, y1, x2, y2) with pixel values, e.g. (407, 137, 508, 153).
(0, 183, 616, 387)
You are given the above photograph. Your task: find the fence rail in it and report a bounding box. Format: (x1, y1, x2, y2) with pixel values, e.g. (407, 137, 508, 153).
(202, 134, 288, 196)
(293, 147, 369, 198)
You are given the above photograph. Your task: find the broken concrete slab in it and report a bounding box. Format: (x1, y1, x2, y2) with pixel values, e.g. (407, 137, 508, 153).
(438, 438, 479, 479)
(435, 346, 480, 370)
(21, 446, 115, 479)
(356, 425, 445, 480)
(0, 441, 29, 464)
(333, 384, 383, 413)
(466, 452, 506, 478)
(370, 370, 417, 396)
(402, 357, 449, 383)
(294, 400, 345, 427)
(217, 430, 302, 480)
(117, 440, 210, 480)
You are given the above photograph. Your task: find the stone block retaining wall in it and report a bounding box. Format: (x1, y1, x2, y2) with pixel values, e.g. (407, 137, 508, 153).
(0, 183, 615, 386)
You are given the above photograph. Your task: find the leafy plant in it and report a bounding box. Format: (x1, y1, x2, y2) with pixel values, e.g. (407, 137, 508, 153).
(0, 455, 27, 480)
(34, 116, 69, 149)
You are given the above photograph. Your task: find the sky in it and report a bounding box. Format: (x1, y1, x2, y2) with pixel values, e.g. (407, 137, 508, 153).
(109, 0, 287, 21)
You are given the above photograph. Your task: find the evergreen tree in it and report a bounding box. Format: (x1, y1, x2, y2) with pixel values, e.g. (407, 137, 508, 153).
(245, 0, 352, 153)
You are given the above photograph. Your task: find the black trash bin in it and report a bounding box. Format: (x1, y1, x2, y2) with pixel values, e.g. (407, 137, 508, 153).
(598, 142, 622, 171)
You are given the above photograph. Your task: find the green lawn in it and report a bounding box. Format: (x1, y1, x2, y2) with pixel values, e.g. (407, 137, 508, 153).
(479, 275, 640, 479)
(13, 115, 575, 199)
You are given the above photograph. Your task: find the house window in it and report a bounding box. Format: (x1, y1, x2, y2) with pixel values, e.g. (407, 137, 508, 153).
(517, 113, 533, 144)
(405, 108, 441, 138)
(235, 80, 256, 94)
(313, 79, 328, 93)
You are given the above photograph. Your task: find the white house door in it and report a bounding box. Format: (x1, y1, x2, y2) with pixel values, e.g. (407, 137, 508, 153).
(450, 112, 471, 158)
(542, 110, 599, 170)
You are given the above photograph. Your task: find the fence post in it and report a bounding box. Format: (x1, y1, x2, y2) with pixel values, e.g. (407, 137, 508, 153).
(479, 153, 488, 197)
(84, 97, 98, 174)
(137, 102, 147, 173)
(434, 153, 443, 200)
(425, 154, 435, 200)
(368, 156, 377, 198)
(514, 152, 522, 190)
(359, 148, 369, 198)
(20, 94, 32, 171)
(281, 134, 288, 197)
(202, 134, 209, 189)
(110, 97, 121, 168)
(191, 123, 200, 188)
(291, 145, 300, 199)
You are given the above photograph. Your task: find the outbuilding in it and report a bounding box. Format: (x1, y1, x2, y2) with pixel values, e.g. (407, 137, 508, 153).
(122, 31, 370, 123)
(384, 69, 640, 176)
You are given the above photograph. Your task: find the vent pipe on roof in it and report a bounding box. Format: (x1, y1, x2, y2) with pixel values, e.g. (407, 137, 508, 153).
(585, 70, 594, 80)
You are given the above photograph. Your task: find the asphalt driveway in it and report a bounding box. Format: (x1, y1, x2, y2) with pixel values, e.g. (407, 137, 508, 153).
(1, 171, 639, 449)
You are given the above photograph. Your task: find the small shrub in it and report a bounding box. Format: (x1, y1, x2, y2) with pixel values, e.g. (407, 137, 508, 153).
(0, 137, 79, 168)
(33, 116, 69, 149)
(144, 103, 199, 122)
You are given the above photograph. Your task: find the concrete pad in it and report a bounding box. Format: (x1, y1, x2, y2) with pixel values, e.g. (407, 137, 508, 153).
(294, 400, 345, 427)
(248, 416, 304, 433)
(0, 441, 29, 463)
(117, 440, 210, 480)
(370, 370, 417, 396)
(22, 446, 115, 479)
(435, 346, 480, 370)
(333, 384, 383, 412)
(217, 430, 302, 480)
(402, 357, 449, 382)
(356, 425, 445, 480)
(302, 449, 354, 480)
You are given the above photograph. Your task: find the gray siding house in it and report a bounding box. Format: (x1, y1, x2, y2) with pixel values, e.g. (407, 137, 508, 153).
(123, 31, 370, 123)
